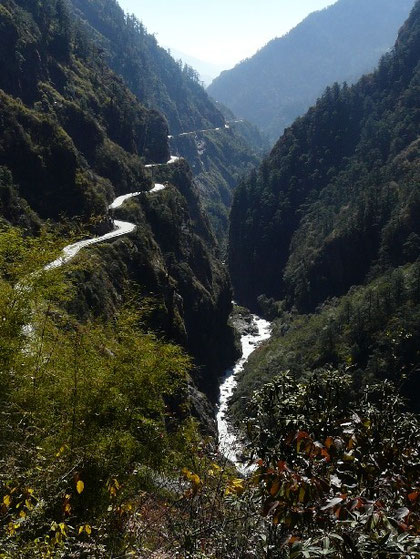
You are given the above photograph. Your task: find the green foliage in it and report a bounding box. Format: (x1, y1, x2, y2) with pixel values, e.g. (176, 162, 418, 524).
(229, 1, 420, 311)
(0, 0, 164, 222)
(231, 262, 420, 418)
(114, 371, 420, 558)
(244, 369, 420, 557)
(0, 227, 195, 556)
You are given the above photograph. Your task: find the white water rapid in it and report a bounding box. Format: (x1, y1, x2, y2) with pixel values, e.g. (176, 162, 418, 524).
(217, 315, 271, 475)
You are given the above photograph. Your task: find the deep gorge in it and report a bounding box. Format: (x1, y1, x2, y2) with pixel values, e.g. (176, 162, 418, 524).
(0, 0, 418, 557)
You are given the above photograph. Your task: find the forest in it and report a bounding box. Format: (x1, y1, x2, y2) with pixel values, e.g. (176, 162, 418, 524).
(0, 0, 418, 557)
(68, 0, 267, 246)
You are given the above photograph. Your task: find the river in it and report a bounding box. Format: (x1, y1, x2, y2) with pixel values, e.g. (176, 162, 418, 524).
(216, 315, 271, 475)
(39, 143, 268, 477)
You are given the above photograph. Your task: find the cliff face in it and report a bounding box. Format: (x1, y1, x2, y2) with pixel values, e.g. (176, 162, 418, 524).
(0, 0, 237, 399)
(169, 126, 263, 246)
(69, 161, 237, 399)
(0, 0, 168, 222)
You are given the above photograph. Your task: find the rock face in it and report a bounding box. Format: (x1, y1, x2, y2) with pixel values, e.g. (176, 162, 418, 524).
(0, 0, 169, 223)
(169, 128, 262, 246)
(208, 0, 416, 143)
(0, 0, 237, 402)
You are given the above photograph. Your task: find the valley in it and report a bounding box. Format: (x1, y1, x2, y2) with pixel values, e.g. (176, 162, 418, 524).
(0, 0, 418, 557)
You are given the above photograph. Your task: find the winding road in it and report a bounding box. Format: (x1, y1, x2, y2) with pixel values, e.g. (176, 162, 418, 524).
(44, 118, 235, 271)
(168, 119, 244, 139)
(45, 173, 173, 270)
(42, 123, 263, 475)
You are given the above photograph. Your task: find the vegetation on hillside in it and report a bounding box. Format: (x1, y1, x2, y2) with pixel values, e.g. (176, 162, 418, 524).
(0, 227, 200, 557)
(0, 0, 168, 223)
(1, 232, 418, 557)
(0, 0, 418, 557)
(69, 0, 267, 245)
(231, 261, 420, 418)
(0, 0, 237, 398)
(229, 0, 420, 312)
(224, 5, 420, 556)
(208, 0, 415, 142)
(170, 127, 262, 246)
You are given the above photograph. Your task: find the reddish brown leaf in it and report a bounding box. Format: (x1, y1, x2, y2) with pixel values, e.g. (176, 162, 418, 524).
(285, 432, 295, 446)
(304, 441, 313, 455)
(325, 436, 334, 449)
(408, 491, 419, 503)
(262, 500, 280, 517)
(321, 448, 331, 462)
(347, 436, 356, 450)
(270, 480, 281, 497)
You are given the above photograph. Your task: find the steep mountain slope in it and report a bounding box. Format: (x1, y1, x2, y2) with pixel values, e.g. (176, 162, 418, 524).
(208, 0, 416, 143)
(169, 123, 264, 243)
(0, 0, 236, 398)
(68, 0, 265, 245)
(69, 0, 225, 136)
(0, 0, 168, 223)
(229, 0, 420, 312)
(229, 1, 420, 412)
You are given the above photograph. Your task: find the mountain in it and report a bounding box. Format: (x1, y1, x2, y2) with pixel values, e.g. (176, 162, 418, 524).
(228, 0, 420, 410)
(68, 0, 266, 245)
(0, 0, 419, 556)
(69, 0, 225, 136)
(0, 0, 236, 399)
(165, 47, 225, 87)
(208, 0, 416, 143)
(0, 3, 244, 553)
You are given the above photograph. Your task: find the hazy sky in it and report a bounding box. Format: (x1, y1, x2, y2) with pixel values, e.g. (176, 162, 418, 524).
(117, 0, 336, 69)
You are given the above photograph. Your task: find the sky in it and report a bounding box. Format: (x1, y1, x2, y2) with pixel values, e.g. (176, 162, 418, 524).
(117, 0, 336, 70)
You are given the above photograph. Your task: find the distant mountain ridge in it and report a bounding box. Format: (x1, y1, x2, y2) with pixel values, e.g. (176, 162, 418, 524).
(69, 0, 225, 136)
(165, 47, 224, 87)
(208, 0, 416, 142)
